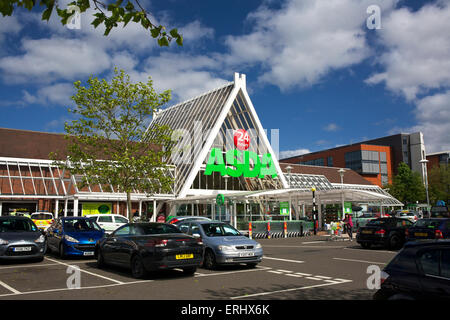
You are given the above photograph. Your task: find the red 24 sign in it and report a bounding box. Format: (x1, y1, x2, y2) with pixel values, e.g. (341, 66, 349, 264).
(234, 129, 250, 150)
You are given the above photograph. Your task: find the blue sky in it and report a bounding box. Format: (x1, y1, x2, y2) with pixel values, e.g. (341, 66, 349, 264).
(0, 0, 449, 158)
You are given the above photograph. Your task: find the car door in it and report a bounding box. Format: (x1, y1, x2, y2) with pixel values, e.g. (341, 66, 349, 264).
(102, 225, 130, 264)
(417, 248, 450, 298)
(113, 215, 129, 232)
(97, 215, 114, 233)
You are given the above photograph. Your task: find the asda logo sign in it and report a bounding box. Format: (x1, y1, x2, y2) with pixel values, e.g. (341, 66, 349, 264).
(204, 148, 277, 178)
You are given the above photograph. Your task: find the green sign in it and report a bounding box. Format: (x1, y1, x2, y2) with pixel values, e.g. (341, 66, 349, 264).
(344, 202, 353, 214)
(205, 148, 277, 178)
(280, 202, 290, 216)
(216, 194, 225, 206)
(82, 202, 112, 216)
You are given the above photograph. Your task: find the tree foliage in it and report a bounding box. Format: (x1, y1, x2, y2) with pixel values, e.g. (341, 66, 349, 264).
(0, 0, 183, 46)
(385, 162, 426, 205)
(428, 164, 450, 205)
(50, 67, 174, 220)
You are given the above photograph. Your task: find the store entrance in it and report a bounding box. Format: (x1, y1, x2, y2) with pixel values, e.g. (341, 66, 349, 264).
(1, 202, 37, 216)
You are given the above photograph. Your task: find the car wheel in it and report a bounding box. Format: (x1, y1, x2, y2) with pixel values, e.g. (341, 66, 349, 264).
(388, 234, 401, 250)
(203, 250, 216, 270)
(182, 267, 197, 275)
(96, 248, 105, 269)
(361, 243, 371, 249)
(59, 243, 67, 259)
(131, 254, 148, 279)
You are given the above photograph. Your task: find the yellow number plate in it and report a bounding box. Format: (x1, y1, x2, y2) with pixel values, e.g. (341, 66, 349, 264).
(362, 230, 372, 234)
(414, 233, 428, 237)
(176, 254, 194, 260)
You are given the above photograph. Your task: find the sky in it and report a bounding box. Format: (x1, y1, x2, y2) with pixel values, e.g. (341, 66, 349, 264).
(0, 0, 449, 159)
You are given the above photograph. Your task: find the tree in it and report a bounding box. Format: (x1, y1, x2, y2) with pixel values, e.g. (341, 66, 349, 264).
(428, 164, 450, 205)
(0, 0, 183, 46)
(50, 67, 174, 220)
(385, 162, 426, 206)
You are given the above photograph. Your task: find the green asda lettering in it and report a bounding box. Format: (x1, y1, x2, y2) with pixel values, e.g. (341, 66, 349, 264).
(204, 148, 277, 178)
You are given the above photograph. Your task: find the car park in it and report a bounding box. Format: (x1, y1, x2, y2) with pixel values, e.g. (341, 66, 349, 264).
(177, 220, 263, 269)
(167, 216, 212, 226)
(0, 216, 46, 261)
(46, 217, 105, 258)
(374, 240, 450, 300)
(95, 222, 204, 278)
(406, 218, 450, 241)
(30, 212, 54, 232)
(356, 217, 414, 249)
(88, 214, 129, 234)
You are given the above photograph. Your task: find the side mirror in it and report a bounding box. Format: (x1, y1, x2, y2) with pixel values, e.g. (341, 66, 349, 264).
(192, 233, 201, 239)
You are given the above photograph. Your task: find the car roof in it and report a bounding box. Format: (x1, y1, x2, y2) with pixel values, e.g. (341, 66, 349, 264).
(0, 216, 30, 220)
(61, 217, 90, 220)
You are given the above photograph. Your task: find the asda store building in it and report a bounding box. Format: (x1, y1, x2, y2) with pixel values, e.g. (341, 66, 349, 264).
(0, 73, 402, 232)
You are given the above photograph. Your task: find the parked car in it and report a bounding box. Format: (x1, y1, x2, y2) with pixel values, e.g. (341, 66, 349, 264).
(167, 216, 212, 226)
(30, 212, 54, 232)
(356, 217, 414, 250)
(177, 220, 263, 269)
(95, 223, 204, 278)
(46, 217, 105, 258)
(374, 240, 450, 300)
(406, 218, 450, 241)
(88, 214, 129, 234)
(0, 216, 46, 261)
(393, 210, 420, 223)
(431, 205, 450, 218)
(353, 212, 378, 229)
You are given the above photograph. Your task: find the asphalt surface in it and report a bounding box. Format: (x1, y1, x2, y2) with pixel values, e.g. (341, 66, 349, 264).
(0, 235, 398, 300)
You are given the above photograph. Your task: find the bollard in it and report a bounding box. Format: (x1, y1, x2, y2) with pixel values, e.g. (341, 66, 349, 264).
(248, 222, 252, 240)
(284, 221, 287, 238)
(267, 221, 271, 239)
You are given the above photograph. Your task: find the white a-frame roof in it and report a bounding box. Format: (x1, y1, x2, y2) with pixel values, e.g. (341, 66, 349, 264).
(148, 73, 288, 198)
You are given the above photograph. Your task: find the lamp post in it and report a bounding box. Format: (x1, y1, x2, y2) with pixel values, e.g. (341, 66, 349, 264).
(338, 168, 346, 221)
(312, 187, 317, 235)
(419, 159, 430, 218)
(286, 166, 293, 221)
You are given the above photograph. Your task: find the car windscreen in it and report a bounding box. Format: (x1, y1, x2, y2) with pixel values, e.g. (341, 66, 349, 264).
(201, 223, 241, 237)
(138, 224, 182, 235)
(413, 220, 443, 228)
(367, 219, 389, 226)
(63, 219, 102, 232)
(0, 219, 38, 232)
(31, 213, 53, 220)
(114, 216, 129, 224)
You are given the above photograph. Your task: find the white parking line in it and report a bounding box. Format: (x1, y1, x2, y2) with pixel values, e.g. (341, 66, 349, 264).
(263, 257, 304, 264)
(230, 280, 353, 299)
(194, 266, 272, 278)
(45, 257, 124, 285)
(0, 263, 61, 270)
(0, 280, 21, 294)
(332, 258, 387, 265)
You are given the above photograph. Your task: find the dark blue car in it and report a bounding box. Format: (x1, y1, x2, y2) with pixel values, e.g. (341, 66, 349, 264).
(406, 218, 450, 241)
(46, 217, 105, 258)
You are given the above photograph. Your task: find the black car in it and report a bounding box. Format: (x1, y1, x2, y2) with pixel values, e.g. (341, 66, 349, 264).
(374, 240, 450, 300)
(356, 217, 413, 249)
(95, 222, 204, 278)
(406, 218, 450, 241)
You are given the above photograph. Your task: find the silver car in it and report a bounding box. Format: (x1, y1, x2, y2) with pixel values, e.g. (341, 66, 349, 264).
(177, 220, 263, 269)
(0, 216, 46, 261)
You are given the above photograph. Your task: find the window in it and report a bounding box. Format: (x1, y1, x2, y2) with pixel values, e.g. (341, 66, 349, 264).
(114, 225, 130, 237)
(98, 216, 113, 223)
(327, 156, 333, 167)
(396, 220, 412, 228)
(190, 224, 201, 237)
(114, 216, 128, 224)
(441, 249, 450, 279)
(419, 249, 440, 277)
(178, 223, 190, 233)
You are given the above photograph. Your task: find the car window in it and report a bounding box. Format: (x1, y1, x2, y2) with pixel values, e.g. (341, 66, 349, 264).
(413, 220, 442, 228)
(31, 213, 53, 220)
(397, 220, 412, 228)
(419, 249, 440, 277)
(138, 224, 182, 235)
(98, 216, 113, 223)
(178, 223, 190, 234)
(114, 216, 128, 224)
(114, 225, 130, 237)
(201, 223, 241, 237)
(0, 218, 38, 232)
(190, 224, 201, 237)
(441, 249, 450, 279)
(63, 219, 102, 232)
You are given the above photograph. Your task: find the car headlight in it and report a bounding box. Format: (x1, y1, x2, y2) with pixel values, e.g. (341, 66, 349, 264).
(218, 245, 235, 252)
(64, 235, 79, 243)
(35, 235, 46, 243)
(255, 243, 262, 249)
(0, 238, 8, 245)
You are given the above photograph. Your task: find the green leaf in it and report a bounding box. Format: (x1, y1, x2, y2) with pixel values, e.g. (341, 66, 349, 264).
(42, 5, 54, 21)
(169, 28, 179, 38)
(125, 1, 134, 11)
(158, 36, 169, 47)
(176, 35, 183, 46)
(151, 26, 161, 38)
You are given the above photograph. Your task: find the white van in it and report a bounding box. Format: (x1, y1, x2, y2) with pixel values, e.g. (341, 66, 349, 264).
(88, 214, 129, 234)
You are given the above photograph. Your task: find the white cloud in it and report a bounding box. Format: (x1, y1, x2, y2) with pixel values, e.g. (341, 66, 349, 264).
(280, 148, 311, 159)
(22, 83, 74, 106)
(323, 123, 339, 132)
(365, 3, 450, 100)
(224, 0, 397, 90)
